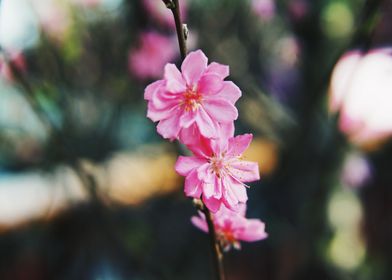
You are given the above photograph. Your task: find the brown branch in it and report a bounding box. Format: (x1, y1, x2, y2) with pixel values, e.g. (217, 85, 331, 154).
(202, 206, 226, 280)
(167, 0, 187, 60)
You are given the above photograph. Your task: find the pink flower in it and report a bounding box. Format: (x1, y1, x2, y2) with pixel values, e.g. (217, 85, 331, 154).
(329, 48, 392, 148)
(129, 32, 177, 80)
(191, 204, 268, 251)
(251, 0, 275, 22)
(341, 152, 372, 189)
(175, 125, 260, 212)
(142, 0, 187, 29)
(0, 52, 26, 83)
(144, 50, 241, 140)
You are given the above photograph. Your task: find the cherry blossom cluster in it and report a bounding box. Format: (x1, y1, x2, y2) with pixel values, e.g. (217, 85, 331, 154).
(145, 50, 267, 248)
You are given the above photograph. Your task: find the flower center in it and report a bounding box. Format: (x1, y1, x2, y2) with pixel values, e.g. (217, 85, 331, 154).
(181, 87, 202, 111)
(216, 224, 240, 251)
(209, 154, 227, 177)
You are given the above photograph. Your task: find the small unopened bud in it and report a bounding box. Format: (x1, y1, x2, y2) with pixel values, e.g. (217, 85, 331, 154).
(183, 24, 189, 40)
(192, 198, 204, 210)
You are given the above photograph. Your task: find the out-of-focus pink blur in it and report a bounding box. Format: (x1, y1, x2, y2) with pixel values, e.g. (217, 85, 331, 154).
(128, 32, 177, 80)
(329, 48, 392, 149)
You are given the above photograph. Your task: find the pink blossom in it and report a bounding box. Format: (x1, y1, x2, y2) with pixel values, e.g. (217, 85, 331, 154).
(0, 52, 26, 83)
(288, 0, 309, 21)
(251, 0, 275, 22)
(145, 50, 241, 140)
(142, 0, 187, 29)
(341, 152, 372, 189)
(129, 32, 177, 80)
(329, 48, 392, 147)
(192, 204, 268, 251)
(175, 125, 260, 212)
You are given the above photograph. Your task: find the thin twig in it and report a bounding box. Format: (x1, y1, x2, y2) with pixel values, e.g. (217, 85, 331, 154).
(168, 0, 187, 60)
(6, 57, 56, 134)
(202, 206, 226, 280)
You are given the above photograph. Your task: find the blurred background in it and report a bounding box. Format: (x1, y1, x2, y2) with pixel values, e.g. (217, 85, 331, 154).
(0, 0, 392, 279)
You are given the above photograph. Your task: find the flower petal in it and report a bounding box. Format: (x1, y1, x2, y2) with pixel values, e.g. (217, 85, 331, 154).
(197, 163, 214, 183)
(229, 160, 260, 182)
(220, 122, 235, 138)
(202, 195, 222, 213)
(208, 123, 235, 154)
(213, 177, 223, 198)
(175, 156, 205, 176)
(156, 110, 181, 140)
(179, 109, 197, 128)
(203, 98, 238, 123)
(181, 50, 208, 86)
(195, 107, 220, 138)
(151, 88, 180, 109)
(197, 73, 224, 95)
(191, 215, 209, 233)
(201, 176, 222, 199)
(230, 181, 248, 203)
(203, 181, 215, 198)
(204, 62, 229, 79)
(227, 134, 253, 156)
(180, 124, 214, 158)
(164, 63, 187, 93)
(237, 220, 268, 242)
(222, 176, 239, 208)
(144, 80, 165, 100)
(147, 102, 178, 122)
(184, 170, 202, 198)
(150, 94, 178, 111)
(220, 81, 241, 104)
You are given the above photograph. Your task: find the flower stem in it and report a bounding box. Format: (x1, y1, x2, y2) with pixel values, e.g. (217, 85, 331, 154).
(162, 1, 226, 278)
(167, 0, 187, 60)
(202, 206, 226, 280)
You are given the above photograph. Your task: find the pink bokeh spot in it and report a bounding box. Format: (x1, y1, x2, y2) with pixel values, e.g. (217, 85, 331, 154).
(0, 52, 26, 83)
(329, 48, 392, 147)
(341, 152, 372, 189)
(145, 50, 241, 140)
(251, 0, 276, 22)
(129, 32, 177, 80)
(175, 125, 260, 212)
(31, 0, 71, 42)
(192, 204, 268, 251)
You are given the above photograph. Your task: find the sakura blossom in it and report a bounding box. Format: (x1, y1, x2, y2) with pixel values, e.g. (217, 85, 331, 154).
(192, 204, 268, 251)
(329, 48, 392, 148)
(0, 52, 26, 83)
(341, 152, 372, 189)
(129, 32, 177, 80)
(251, 0, 275, 22)
(144, 50, 241, 140)
(175, 126, 260, 212)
